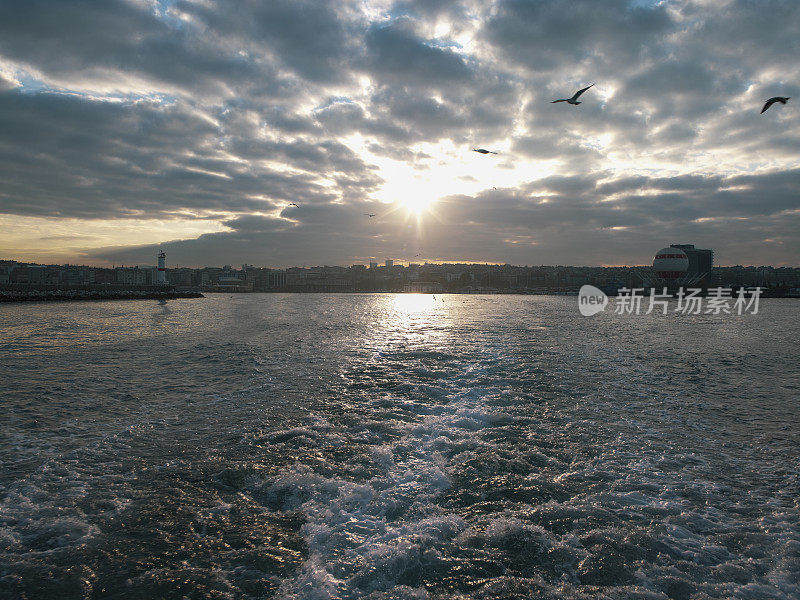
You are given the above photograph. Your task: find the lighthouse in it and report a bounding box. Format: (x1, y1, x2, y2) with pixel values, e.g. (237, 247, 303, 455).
(157, 250, 167, 285)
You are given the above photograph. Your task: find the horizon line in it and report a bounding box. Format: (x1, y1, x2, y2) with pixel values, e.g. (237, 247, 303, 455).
(3, 257, 800, 271)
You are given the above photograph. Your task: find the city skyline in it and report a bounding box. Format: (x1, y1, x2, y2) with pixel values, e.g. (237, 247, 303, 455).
(6, 253, 800, 299)
(1, 1, 799, 268)
(5, 253, 800, 271)
(0, 237, 791, 271)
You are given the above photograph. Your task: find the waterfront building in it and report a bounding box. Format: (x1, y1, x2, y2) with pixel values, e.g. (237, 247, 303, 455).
(670, 244, 713, 282)
(405, 281, 443, 293)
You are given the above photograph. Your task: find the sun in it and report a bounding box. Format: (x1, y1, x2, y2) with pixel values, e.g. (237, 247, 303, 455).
(402, 194, 435, 215)
(373, 175, 439, 216)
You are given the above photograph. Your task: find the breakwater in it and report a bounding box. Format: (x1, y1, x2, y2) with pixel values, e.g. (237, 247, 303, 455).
(0, 284, 203, 302)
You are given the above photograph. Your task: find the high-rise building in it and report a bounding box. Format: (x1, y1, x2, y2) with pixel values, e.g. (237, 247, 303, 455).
(385, 259, 394, 268)
(670, 244, 713, 282)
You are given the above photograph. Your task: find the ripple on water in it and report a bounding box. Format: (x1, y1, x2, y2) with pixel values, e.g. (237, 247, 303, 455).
(0, 296, 798, 599)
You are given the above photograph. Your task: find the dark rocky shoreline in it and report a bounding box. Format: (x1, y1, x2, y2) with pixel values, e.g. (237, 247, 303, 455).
(0, 288, 203, 302)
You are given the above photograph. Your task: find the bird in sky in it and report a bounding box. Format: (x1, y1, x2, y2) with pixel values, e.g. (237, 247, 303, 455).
(288, 202, 299, 207)
(364, 213, 376, 217)
(472, 148, 497, 154)
(761, 96, 790, 114)
(552, 83, 595, 105)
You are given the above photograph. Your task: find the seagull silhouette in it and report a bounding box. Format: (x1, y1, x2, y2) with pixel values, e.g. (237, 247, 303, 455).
(761, 96, 790, 114)
(552, 83, 595, 105)
(364, 213, 376, 217)
(288, 202, 299, 207)
(472, 148, 497, 154)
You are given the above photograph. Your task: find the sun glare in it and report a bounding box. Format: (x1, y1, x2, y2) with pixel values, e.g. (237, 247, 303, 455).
(402, 194, 435, 215)
(391, 292, 437, 313)
(357, 138, 561, 220)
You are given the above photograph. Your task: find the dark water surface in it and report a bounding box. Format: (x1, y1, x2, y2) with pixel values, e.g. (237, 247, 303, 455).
(1, 294, 798, 599)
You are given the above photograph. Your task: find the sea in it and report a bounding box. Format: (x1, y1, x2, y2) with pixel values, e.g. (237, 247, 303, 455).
(0, 294, 798, 599)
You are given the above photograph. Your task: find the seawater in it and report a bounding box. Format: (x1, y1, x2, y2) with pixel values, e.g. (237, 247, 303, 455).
(0, 294, 798, 599)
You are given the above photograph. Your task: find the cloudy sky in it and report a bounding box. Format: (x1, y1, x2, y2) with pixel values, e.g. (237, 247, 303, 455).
(1, 0, 799, 268)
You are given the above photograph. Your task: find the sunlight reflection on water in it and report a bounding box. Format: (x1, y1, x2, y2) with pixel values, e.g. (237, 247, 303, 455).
(0, 295, 798, 599)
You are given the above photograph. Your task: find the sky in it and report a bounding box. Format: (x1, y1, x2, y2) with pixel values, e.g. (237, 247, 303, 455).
(1, 0, 799, 268)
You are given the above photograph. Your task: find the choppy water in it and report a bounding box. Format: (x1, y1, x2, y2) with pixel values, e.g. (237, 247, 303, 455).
(0, 294, 798, 599)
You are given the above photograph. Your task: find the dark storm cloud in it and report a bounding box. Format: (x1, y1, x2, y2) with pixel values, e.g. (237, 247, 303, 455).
(488, 0, 800, 159)
(364, 18, 474, 87)
(0, 0, 260, 93)
(90, 200, 398, 267)
(422, 169, 800, 265)
(483, 0, 673, 72)
(516, 170, 800, 223)
(221, 214, 289, 234)
(681, 0, 800, 73)
(361, 19, 522, 141)
(228, 137, 381, 185)
(0, 89, 380, 218)
(512, 132, 602, 162)
(90, 167, 800, 267)
(315, 74, 519, 145)
(174, 0, 361, 84)
(312, 99, 410, 143)
(372, 87, 469, 136)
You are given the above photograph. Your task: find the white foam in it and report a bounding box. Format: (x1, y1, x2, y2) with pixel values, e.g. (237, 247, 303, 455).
(267, 381, 492, 598)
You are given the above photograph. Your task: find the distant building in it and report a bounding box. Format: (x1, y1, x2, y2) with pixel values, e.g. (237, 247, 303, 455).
(115, 266, 152, 285)
(405, 281, 442, 293)
(0, 260, 20, 283)
(283, 268, 352, 292)
(215, 276, 252, 292)
(268, 270, 287, 289)
(369, 261, 378, 269)
(9, 265, 51, 284)
(670, 244, 713, 283)
(385, 259, 393, 268)
(169, 268, 195, 287)
(94, 269, 115, 284)
(63, 266, 91, 285)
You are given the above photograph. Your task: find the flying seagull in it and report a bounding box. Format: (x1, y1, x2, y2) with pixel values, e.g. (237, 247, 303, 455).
(364, 213, 376, 217)
(472, 148, 497, 154)
(761, 96, 790, 114)
(552, 83, 595, 105)
(288, 202, 299, 207)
